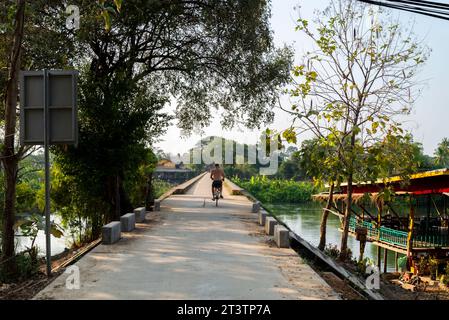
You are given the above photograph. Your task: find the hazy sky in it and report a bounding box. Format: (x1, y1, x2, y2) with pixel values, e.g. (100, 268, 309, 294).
(155, 0, 449, 156)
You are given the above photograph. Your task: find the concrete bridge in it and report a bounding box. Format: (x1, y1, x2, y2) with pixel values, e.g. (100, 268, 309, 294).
(34, 173, 339, 300)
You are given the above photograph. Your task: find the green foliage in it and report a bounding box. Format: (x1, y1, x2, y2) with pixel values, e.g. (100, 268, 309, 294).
(14, 213, 64, 250)
(0, 168, 4, 220)
(50, 162, 109, 243)
(152, 180, 174, 199)
(224, 164, 259, 180)
(232, 176, 319, 203)
(434, 138, 449, 168)
(354, 257, 375, 276)
(0, 249, 39, 282)
(417, 256, 430, 276)
(288, 0, 430, 186)
(186, 136, 276, 179)
(276, 151, 307, 181)
(323, 244, 341, 259)
(53, 71, 171, 221)
(287, 0, 429, 259)
(15, 182, 37, 214)
(361, 133, 421, 182)
(429, 257, 439, 279)
(298, 138, 343, 187)
(440, 274, 449, 287)
(45, 0, 293, 222)
(126, 148, 159, 207)
(323, 244, 352, 261)
(46, 0, 292, 133)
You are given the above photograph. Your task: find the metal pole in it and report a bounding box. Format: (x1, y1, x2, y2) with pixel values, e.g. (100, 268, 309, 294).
(43, 69, 51, 276)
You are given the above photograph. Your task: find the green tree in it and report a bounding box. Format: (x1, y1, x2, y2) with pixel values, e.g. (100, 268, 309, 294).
(299, 138, 341, 250)
(185, 136, 262, 179)
(277, 151, 306, 180)
(286, 0, 429, 259)
(41, 0, 292, 222)
(434, 138, 449, 168)
(0, 0, 120, 275)
(1, 0, 27, 275)
(125, 148, 159, 211)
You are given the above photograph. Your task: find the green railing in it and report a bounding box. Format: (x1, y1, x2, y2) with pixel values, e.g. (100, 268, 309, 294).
(349, 217, 408, 249)
(349, 217, 449, 249)
(379, 227, 408, 248)
(413, 234, 449, 248)
(349, 217, 378, 238)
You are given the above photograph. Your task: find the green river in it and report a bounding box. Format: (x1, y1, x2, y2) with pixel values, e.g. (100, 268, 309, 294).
(265, 202, 403, 272)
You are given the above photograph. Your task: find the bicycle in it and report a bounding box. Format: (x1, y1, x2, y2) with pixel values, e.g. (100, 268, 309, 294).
(213, 186, 221, 207)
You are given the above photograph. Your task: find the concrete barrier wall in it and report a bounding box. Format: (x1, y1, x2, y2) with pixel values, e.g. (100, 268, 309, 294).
(102, 221, 121, 244)
(265, 217, 278, 236)
(157, 172, 208, 202)
(121, 213, 136, 232)
(134, 207, 146, 223)
(223, 179, 244, 195)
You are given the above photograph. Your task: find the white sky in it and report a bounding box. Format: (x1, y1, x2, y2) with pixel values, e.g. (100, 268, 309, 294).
(155, 0, 449, 156)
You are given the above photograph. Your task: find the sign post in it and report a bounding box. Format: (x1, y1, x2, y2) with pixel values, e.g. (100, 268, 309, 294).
(20, 70, 78, 276)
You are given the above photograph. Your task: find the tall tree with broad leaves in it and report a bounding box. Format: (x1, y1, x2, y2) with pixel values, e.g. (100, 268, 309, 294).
(0, 0, 118, 277)
(37, 0, 293, 221)
(283, 0, 429, 260)
(434, 138, 449, 168)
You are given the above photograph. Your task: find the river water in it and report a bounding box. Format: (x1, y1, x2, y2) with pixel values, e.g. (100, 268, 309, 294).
(15, 215, 70, 257)
(265, 202, 403, 272)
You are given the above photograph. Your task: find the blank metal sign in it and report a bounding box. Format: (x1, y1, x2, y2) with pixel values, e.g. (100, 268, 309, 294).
(20, 70, 78, 145)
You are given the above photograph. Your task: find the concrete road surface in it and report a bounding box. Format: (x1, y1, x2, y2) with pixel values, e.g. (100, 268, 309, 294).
(34, 174, 339, 300)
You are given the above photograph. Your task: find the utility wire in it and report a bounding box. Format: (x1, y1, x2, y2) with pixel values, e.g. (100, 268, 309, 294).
(357, 0, 449, 20)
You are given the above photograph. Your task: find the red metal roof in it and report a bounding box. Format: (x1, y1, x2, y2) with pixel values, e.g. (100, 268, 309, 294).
(339, 169, 449, 195)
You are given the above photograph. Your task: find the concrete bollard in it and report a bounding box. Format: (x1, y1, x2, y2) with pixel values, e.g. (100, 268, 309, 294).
(265, 217, 278, 236)
(274, 225, 290, 248)
(252, 201, 261, 213)
(120, 213, 136, 232)
(102, 221, 121, 244)
(259, 211, 267, 226)
(133, 207, 146, 223)
(154, 199, 161, 211)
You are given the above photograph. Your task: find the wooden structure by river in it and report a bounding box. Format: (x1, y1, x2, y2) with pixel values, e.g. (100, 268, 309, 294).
(314, 169, 449, 273)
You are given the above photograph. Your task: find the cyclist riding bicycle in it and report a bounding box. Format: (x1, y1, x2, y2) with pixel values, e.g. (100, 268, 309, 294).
(210, 163, 225, 201)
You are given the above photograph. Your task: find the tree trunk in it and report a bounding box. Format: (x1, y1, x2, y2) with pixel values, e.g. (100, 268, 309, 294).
(145, 175, 154, 211)
(339, 172, 353, 261)
(118, 176, 133, 213)
(1, 0, 26, 274)
(339, 115, 358, 261)
(105, 174, 133, 221)
(318, 182, 334, 251)
(1, 160, 18, 274)
(115, 175, 121, 220)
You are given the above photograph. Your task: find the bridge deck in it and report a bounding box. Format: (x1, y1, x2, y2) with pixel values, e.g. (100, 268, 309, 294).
(34, 174, 338, 300)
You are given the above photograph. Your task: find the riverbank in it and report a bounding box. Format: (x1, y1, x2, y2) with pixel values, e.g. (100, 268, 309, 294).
(232, 176, 319, 203)
(230, 178, 449, 299)
(0, 238, 100, 300)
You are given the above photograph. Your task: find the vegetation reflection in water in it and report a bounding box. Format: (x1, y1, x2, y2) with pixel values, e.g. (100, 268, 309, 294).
(265, 202, 402, 272)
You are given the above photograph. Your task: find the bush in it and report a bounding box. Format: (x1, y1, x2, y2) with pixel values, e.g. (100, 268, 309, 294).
(0, 249, 40, 283)
(440, 275, 449, 287)
(429, 257, 439, 280)
(355, 257, 375, 276)
(232, 176, 319, 203)
(323, 244, 340, 259)
(417, 256, 430, 276)
(153, 179, 174, 198)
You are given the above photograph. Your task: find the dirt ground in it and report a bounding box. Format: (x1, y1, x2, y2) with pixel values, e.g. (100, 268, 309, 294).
(379, 273, 449, 300)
